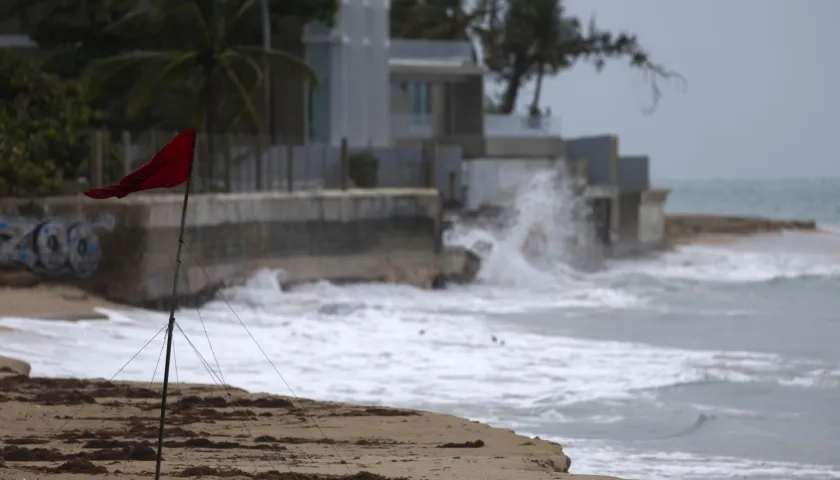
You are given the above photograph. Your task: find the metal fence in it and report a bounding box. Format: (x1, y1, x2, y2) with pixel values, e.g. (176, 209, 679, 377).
(89, 130, 465, 202)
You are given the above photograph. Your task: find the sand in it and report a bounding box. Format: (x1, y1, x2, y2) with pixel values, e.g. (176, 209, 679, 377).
(0, 269, 121, 321)
(0, 359, 622, 480)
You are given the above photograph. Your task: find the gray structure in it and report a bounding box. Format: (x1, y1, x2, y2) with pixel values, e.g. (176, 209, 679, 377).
(0, 190, 468, 307)
(451, 131, 670, 255)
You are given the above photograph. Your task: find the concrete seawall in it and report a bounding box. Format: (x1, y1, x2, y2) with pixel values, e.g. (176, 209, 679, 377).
(0, 189, 474, 309)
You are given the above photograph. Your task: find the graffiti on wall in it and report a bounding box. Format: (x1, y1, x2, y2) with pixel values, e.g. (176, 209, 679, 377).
(0, 213, 116, 277)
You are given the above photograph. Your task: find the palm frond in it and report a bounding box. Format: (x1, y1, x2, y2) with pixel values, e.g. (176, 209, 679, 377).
(80, 51, 190, 99)
(125, 51, 200, 119)
(148, 1, 211, 46)
(229, 0, 258, 32)
(236, 46, 318, 87)
(102, 0, 153, 36)
(220, 50, 264, 86)
(218, 56, 261, 131)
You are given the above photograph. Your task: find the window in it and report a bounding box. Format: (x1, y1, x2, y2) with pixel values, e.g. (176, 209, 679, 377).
(407, 81, 431, 125)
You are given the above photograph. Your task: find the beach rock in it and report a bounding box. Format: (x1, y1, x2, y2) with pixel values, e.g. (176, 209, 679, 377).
(437, 246, 481, 285)
(531, 452, 572, 473)
(0, 355, 31, 377)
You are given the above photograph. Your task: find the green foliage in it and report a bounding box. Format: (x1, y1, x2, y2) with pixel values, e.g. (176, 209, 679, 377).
(391, 0, 480, 42)
(5, 0, 339, 133)
(347, 151, 379, 189)
(0, 50, 105, 197)
(79, 0, 319, 136)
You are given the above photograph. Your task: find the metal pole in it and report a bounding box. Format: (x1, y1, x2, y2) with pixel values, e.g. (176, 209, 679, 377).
(153, 154, 194, 480)
(260, 0, 273, 137)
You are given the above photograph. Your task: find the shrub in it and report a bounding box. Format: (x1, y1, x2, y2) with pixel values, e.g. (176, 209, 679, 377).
(347, 151, 379, 188)
(0, 50, 107, 196)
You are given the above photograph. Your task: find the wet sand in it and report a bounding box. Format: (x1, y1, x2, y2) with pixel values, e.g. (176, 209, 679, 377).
(0, 362, 621, 480)
(0, 284, 121, 321)
(0, 270, 122, 321)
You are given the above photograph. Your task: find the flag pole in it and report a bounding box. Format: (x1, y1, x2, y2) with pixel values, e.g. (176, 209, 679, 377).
(153, 143, 195, 480)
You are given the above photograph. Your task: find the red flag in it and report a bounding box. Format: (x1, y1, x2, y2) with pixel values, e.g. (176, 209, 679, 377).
(84, 128, 196, 199)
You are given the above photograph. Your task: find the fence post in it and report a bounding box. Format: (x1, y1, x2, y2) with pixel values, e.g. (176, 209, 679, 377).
(255, 133, 264, 191)
(286, 140, 294, 192)
(224, 134, 233, 193)
(90, 130, 104, 188)
(422, 140, 437, 189)
(340, 137, 348, 190)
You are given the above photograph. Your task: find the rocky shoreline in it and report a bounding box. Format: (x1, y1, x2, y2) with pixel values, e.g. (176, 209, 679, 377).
(665, 213, 817, 245)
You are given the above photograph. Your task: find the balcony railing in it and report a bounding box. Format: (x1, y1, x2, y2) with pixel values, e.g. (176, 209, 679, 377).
(390, 112, 562, 140)
(391, 113, 435, 139)
(484, 114, 560, 137)
(389, 39, 473, 63)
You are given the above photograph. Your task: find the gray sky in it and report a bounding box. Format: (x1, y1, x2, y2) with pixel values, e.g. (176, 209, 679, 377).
(526, 0, 840, 180)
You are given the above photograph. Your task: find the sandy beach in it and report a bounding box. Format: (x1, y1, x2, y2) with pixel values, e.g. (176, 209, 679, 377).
(0, 283, 622, 480)
(0, 272, 621, 479)
(0, 270, 119, 321)
(0, 356, 620, 480)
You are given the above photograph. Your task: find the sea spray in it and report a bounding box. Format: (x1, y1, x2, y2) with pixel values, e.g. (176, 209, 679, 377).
(445, 167, 604, 286)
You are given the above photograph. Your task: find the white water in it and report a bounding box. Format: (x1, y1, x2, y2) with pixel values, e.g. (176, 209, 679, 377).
(3, 170, 840, 480)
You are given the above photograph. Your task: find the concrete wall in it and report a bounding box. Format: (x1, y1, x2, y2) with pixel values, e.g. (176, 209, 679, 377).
(618, 193, 641, 241)
(639, 189, 670, 247)
(302, 0, 391, 147)
(564, 135, 618, 186)
(618, 156, 650, 193)
(441, 136, 565, 159)
(462, 157, 564, 211)
(0, 190, 446, 308)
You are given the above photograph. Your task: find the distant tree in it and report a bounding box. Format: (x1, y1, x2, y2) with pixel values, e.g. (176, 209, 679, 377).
(391, 0, 683, 115)
(0, 50, 108, 196)
(390, 0, 500, 62)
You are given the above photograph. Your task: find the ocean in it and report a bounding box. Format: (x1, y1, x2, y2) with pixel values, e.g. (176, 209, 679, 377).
(2, 176, 840, 480)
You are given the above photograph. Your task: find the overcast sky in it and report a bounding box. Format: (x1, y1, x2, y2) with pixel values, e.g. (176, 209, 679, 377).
(525, 0, 840, 180)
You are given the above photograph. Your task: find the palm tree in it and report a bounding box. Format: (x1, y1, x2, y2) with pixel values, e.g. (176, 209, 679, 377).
(523, 0, 565, 116)
(80, 0, 317, 185)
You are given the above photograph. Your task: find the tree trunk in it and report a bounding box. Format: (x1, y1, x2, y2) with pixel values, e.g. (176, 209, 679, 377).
(531, 62, 544, 111)
(203, 63, 217, 190)
(499, 69, 526, 114)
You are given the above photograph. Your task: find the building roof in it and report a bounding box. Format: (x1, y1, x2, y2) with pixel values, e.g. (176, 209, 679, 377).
(388, 58, 483, 77)
(388, 39, 482, 78)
